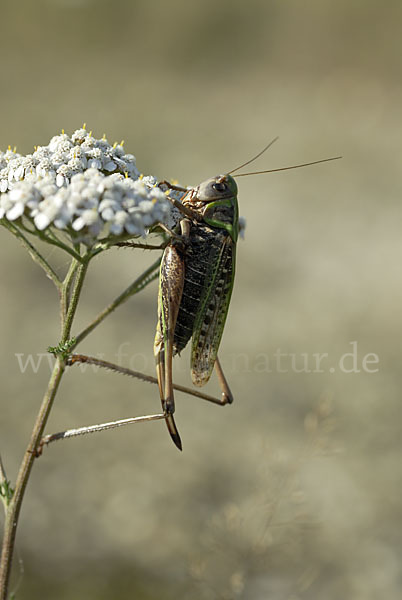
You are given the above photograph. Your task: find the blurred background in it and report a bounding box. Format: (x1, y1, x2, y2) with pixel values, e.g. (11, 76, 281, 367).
(1, 0, 401, 598)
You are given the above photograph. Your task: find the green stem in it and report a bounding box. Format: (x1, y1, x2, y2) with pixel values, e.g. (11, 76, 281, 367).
(60, 258, 81, 331)
(73, 256, 161, 348)
(13, 221, 82, 262)
(0, 250, 90, 599)
(61, 257, 89, 344)
(0, 240, 160, 598)
(1, 221, 61, 288)
(0, 359, 65, 600)
(36, 230, 82, 261)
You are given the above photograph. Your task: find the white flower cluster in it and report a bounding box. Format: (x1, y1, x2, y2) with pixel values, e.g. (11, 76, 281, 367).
(0, 128, 172, 244)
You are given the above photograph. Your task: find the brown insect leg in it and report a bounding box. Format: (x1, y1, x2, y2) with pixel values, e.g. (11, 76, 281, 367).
(158, 180, 189, 193)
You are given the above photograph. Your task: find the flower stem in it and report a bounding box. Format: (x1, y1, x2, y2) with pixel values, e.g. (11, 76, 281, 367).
(60, 257, 81, 331)
(0, 250, 90, 599)
(1, 221, 61, 288)
(0, 238, 160, 598)
(61, 257, 89, 344)
(0, 358, 65, 600)
(36, 229, 82, 261)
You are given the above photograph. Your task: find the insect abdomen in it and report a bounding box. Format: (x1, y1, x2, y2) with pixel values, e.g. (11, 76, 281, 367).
(173, 225, 227, 354)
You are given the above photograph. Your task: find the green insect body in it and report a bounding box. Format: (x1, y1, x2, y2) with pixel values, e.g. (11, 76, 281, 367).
(154, 174, 239, 450)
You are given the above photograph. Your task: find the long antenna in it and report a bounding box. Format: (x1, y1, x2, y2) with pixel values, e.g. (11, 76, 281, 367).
(234, 155, 342, 177)
(226, 137, 279, 175)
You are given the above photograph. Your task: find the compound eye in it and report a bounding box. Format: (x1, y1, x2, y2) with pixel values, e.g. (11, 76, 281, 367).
(212, 181, 227, 193)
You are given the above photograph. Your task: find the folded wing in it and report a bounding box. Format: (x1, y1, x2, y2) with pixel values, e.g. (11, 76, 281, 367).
(191, 236, 236, 387)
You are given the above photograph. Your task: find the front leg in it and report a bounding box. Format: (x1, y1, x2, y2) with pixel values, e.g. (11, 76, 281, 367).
(158, 180, 188, 193)
(114, 241, 166, 250)
(158, 181, 201, 222)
